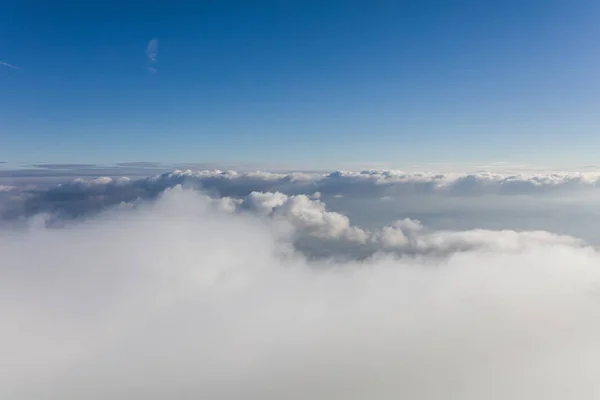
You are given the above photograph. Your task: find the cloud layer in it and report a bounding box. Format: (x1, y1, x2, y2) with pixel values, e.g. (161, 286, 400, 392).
(26, 168, 600, 200)
(3, 169, 600, 398)
(6, 168, 600, 231)
(2, 169, 589, 260)
(2, 187, 600, 399)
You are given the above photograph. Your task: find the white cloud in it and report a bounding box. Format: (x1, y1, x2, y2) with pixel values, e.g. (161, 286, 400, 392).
(6, 168, 600, 253)
(226, 191, 585, 259)
(2, 187, 600, 399)
(46, 168, 600, 199)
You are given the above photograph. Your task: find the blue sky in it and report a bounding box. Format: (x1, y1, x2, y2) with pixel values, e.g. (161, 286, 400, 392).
(1, 1, 600, 168)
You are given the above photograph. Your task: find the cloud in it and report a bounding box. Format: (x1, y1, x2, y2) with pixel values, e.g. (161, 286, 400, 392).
(0, 60, 20, 69)
(2, 187, 600, 399)
(230, 191, 584, 260)
(31, 163, 101, 170)
(19, 167, 599, 199)
(144, 38, 158, 73)
(7, 168, 600, 226)
(145, 37, 158, 74)
(146, 38, 158, 62)
(4, 174, 586, 261)
(0, 170, 313, 221)
(319, 170, 600, 196)
(12, 175, 585, 260)
(115, 161, 164, 168)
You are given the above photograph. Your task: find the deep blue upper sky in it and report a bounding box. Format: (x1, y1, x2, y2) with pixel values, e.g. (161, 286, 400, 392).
(1, 1, 599, 168)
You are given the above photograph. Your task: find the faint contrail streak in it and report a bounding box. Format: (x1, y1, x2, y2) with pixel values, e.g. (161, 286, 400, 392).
(0, 61, 20, 69)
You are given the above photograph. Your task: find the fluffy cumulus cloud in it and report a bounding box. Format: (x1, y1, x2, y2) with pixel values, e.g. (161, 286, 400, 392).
(228, 190, 582, 260)
(3, 170, 600, 398)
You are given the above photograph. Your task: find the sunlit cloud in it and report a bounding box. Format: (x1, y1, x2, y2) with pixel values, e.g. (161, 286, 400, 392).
(3, 169, 600, 398)
(2, 186, 600, 399)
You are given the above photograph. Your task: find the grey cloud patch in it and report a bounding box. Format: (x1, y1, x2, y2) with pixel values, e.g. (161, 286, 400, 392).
(31, 163, 101, 170)
(0, 164, 173, 181)
(116, 161, 164, 168)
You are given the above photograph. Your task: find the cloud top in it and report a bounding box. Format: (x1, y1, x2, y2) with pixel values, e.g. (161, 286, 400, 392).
(6, 168, 600, 225)
(2, 187, 600, 399)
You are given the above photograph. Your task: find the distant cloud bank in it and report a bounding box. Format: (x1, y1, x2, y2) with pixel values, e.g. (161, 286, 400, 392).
(1, 168, 598, 259)
(10, 168, 600, 204)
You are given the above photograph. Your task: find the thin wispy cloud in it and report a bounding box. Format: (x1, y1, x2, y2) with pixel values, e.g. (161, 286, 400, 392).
(0, 61, 20, 69)
(145, 38, 158, 73)
(146, 38, 158, 63)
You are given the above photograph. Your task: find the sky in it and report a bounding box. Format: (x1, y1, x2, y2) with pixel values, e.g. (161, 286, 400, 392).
(1, 1, 600, 167)
(5, 3, 600, 396)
